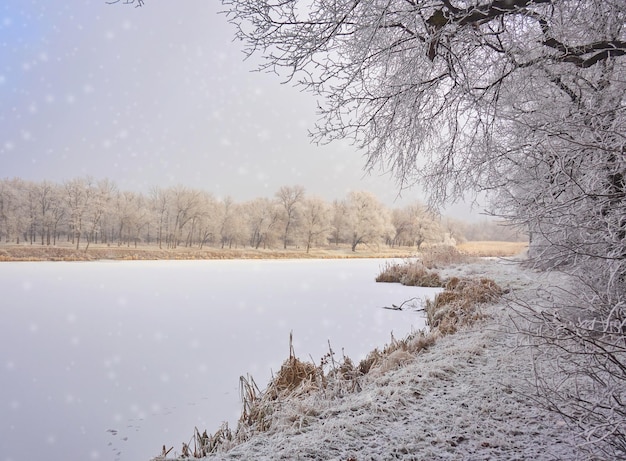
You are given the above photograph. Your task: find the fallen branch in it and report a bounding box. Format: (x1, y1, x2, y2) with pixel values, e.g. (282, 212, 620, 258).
(381, 297, 425, 311)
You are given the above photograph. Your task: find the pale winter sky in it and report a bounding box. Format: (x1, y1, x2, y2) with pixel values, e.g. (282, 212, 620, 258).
(0, 1, 484, 219)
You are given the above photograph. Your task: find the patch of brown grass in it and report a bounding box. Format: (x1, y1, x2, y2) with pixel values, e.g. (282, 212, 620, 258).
(0, 246, 96, 261)
(375, 245, 470, 287)
(228, 335, 328, 448)
(456, 241, 528, 257)
(358, 330, 437, 375)
(376, 261, 442, 287)
(238, 374, 273, 435)
(0, 243, 416, 262)
(426, 277, 503, 335)
(267, 355, 320, 399)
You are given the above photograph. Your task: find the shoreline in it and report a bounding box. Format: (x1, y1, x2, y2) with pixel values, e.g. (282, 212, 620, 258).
(0, 241, 527, 262)
(157, 257, 584, 461)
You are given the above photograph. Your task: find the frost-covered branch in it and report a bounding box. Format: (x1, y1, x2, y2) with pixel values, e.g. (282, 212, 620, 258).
(222, 1, 625, 205)
(106, 0, 144, 7)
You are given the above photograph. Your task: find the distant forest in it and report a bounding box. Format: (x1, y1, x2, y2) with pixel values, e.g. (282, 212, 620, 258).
(0, 177, 525, 252)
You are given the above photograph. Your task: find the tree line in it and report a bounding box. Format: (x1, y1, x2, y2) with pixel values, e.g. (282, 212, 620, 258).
(0, 177, 521, 252)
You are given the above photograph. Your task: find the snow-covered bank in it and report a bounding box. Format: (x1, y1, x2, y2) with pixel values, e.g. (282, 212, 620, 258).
(163, 258, 587, 460)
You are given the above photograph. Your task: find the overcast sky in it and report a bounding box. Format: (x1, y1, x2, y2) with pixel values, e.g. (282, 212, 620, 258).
(0, 1, 485, 219)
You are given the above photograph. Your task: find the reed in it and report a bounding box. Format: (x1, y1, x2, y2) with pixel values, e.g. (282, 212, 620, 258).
(376, 261, 442, 287)
(425, 277, 503, 335)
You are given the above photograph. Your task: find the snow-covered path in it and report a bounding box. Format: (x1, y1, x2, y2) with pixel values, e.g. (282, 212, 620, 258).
(163, 258, 586, 460)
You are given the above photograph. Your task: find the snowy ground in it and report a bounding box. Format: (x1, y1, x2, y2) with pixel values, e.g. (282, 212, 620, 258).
(162, 257, 589, 461)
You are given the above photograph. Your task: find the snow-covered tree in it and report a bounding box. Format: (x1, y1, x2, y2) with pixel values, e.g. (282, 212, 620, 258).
(64, 177, 94, 250)
(344, 191, 391, 252)
(33, 181, 54, 245)
(391, 202, 442, 248)
(168, 186, 202, 249)
(275, 185, 305, 249)
(84, 179, 115, 250)
(149, 186, 170, 250)
(218, 197, 247, 249)
(193, 191, 220, 249)
(329, 199, 349, 247)
(0, 179, 29, 244)
(244, 197, 281, 249)
(45, 183, 67, 246)
(299, 196, 331, 253)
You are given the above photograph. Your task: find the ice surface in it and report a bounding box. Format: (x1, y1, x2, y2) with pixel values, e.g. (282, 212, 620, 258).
(0, 258, 434, 461)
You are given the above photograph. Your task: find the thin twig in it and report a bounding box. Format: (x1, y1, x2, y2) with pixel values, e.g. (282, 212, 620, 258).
(381, 296, 425, 311)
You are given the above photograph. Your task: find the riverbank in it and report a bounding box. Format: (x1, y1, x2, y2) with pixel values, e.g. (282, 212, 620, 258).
(158, 257, 588, 460)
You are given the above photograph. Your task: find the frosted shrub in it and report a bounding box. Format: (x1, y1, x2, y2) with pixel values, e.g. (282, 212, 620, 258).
(512, 278, 626, 459)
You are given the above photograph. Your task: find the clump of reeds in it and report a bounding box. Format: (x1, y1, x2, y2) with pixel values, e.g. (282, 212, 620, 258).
(235, 334, 329, 442)
(375, 246, 472, 287)
(376, 261, 442, 287)
(266, 345, 321, 399)
(178, 425, 233, 459)
(425, 277, 503, 335)
(358, 330, 437, 375)
(320, 343, 363, 394)
(375, 261, 406, 283)
(160, 333, 379, 459)
(238, 373, 274, 435)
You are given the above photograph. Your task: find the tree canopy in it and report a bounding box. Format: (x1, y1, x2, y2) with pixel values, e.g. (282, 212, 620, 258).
(221, 0, 624, 202)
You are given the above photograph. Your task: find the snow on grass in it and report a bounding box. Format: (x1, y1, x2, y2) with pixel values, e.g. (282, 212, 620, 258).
(156, 257, 589, 460)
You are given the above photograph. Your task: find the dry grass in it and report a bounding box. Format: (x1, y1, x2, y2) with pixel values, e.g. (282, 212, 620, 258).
(376, 261, 442, 287)
(456, 241, 528, 257)
(425, 277, 503, 335)
(166, 328, 439, 458)
(178, 425, 233, 459)
(419, 245, 471, 268)
(358, 330, 437, 376)
(266, 338, 321, 400)
(375, 245, 473, 287)
(0, 243, 416, 262)
(0, 241, 527, 262)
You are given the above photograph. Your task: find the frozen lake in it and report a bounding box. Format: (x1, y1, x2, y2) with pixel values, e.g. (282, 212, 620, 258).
(0, 258, 438, 461)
